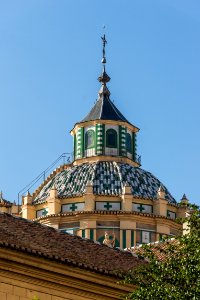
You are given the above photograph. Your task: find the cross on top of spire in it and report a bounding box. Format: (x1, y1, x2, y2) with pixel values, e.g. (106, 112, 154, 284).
(101, 34, 107, 64)
(98, 34, 110, 84)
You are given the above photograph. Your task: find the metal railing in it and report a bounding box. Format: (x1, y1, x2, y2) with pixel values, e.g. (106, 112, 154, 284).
(17, 151, 141, 207)
(17, 152, 73, 206)
(136, 155, 141, 165)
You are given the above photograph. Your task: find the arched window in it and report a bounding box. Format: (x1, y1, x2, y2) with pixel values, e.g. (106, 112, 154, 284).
(106, 129, 117, 148)
(85, 129, 95, 149)
(126, 133, 132, 153)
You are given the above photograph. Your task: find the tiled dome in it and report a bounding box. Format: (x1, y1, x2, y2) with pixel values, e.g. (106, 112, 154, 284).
(33, 162, 176, 205)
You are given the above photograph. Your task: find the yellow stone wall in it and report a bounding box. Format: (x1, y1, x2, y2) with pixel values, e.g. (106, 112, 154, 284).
(0, 249, 133, 300)
(20, 171, 187, 249)
(0, 205, 21, 216)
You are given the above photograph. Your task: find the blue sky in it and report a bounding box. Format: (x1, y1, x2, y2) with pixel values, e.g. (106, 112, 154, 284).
(0, 0, 200, 205)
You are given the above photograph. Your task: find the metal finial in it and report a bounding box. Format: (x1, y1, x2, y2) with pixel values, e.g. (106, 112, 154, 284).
(101, 34, 107, 64)
(98, 33, 110, 86)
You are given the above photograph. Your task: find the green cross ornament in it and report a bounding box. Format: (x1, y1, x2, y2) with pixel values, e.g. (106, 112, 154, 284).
(104, 202, 112, 210)
(42, 209, 48, 216)
(70, 203, 78, 211)
(137, 204, 145, 212)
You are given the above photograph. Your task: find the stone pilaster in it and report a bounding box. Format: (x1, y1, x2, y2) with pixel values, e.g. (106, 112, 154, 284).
(177, 194, 189, 218)
(47, 185, 61, 215)
(80, 220, 96, 240)
(154, 186, 168, 217)
(11, 203, 19, 215)
(156, 222, 170, 241)
(21, 193, 35, 220)
(176, 206, 188, 218)
(83, 183, 95, 211)
(120, 220, 136, 249)
(23, 192, 32, 205)
(21, 204, 35, 220)
(121, 184, 132, 211)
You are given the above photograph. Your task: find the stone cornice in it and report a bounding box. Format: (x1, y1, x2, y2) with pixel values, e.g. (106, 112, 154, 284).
(35, 210, 180, 223)
(0, 242, 127, 279)
(71, 119, 140, 135)
(73, 155, 140, 167)
(0, 248, 134, 298)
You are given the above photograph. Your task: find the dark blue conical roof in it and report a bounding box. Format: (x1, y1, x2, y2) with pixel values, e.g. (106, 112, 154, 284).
(81, 93, 129, 123)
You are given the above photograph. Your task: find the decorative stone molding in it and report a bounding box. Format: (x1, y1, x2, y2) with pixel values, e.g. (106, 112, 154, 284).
(23, 192, 32, 205)
(47, 185, 61, 215)
(121, 184, 132, 211)
(157, 186, 165, 200)
(84, 182, 95, 211)
(154, 187, 168, 217)
(21, 203, 35, 220)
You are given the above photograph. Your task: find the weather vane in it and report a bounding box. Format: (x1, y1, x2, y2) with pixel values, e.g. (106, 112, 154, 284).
(101, 34, 107, 64)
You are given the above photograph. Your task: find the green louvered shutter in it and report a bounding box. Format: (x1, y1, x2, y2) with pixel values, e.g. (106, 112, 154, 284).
(96, 124, 105, 155)
(76, 127, 84, 159)
(132, 132, 137, 161)
(119, 125, 127, 156)
(73, 134, 76, 159)
(80, 127, 84, 158)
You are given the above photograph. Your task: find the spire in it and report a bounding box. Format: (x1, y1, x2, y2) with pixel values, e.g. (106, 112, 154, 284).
(98, 34, 110, 86)
(181, 193, 188, 200)
(180, 194, 189, 206)
(81, 35, 130, 124)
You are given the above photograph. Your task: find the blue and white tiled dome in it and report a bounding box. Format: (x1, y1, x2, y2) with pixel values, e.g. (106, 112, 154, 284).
(33, 162, 176, 205)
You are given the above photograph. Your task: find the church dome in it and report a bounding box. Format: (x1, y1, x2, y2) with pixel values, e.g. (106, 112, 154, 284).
(33, 161, 176, 205)
(20, 35, 185, 249)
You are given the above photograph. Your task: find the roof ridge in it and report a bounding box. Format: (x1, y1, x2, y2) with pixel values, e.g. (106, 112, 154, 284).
(105, 96, 128, 122)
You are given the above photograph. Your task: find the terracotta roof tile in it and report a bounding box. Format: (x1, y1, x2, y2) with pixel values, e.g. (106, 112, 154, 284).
(0, 213, 145, 276)
(128, 239, 179, 262)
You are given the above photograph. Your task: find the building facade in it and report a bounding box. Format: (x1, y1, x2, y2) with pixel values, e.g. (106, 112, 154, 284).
(0, 213, 143, 300)
(0, 192, 19, 216)
(21, 36, 188, 249)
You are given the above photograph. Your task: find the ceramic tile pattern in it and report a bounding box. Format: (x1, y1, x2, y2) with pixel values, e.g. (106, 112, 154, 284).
(33, 162, 176, 204)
